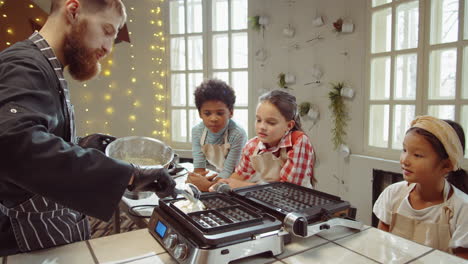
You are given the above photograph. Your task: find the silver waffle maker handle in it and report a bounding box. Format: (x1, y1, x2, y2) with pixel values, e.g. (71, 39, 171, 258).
(283, 212, 364, 237)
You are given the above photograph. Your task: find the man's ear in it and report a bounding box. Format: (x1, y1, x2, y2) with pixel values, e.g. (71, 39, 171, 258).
(65, 0, 81, 24)
(229, 109, 234, 118)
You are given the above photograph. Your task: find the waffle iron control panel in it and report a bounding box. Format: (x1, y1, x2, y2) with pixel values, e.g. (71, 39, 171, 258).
(148, 208, 195, 262)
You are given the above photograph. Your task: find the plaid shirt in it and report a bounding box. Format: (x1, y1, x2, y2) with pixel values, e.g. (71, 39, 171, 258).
(235, 131, 315, 186)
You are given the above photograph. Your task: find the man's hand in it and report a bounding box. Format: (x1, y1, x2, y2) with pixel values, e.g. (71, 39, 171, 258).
(129, 166, 177, 198)
(78, 133, 116, 152)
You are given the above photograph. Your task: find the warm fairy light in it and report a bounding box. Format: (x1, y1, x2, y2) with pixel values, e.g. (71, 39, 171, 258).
(129, 115, 136, 121)
(108, 84, 112, 88)
(85, 108, 89, 112)
(86, 121, 90, 124)
(131, 128, 135, 131)
(104, 94, 111, 101)
(127, 89, 133, 95)
(106, 107, 114, 114)
(6, 28, 13, 34)
(150, 20, 155, 25)
(29, 4, 34, 8)
(108, 59, 113, 65)
(151, 45, 155, 50)
(6, 42, 10, 46)
(130, 7, 134, 10)
(152, 130, 158, 135)
(83, 83, 87, 87)
(104, 70, 111, 76)
(131, 77, 136, 83)
(35, 18, 41, 22)
(2, 14, 7, 18)
(157, 20, 162, 26)
(129, 19, 133, 23)
(133, 100, 141, 107)
(105, 122, 109, 125)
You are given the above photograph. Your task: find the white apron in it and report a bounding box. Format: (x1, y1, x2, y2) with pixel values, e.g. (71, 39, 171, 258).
(250, 142, 312, 188)
(389, 182, 453, 253)
(200, 127, 230, 171)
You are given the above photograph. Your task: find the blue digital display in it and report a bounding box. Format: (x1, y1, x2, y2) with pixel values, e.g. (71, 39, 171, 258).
(155, 221, 167, 238)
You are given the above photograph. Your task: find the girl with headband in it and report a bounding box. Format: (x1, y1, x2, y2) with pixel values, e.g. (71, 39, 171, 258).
(373, 116, 468, 259)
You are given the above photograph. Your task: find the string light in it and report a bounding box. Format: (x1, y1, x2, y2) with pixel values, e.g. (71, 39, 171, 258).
(76, 1, 167, 137)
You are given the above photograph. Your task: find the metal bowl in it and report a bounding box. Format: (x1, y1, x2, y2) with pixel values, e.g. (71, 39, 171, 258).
(106, 136, 174, 199)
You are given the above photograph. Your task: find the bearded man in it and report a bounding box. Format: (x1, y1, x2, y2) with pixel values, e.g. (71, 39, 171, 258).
(0, 0, 176, 256)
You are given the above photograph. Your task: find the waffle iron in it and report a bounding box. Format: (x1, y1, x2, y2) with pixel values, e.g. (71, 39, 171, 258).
(148, 182, 362, 263)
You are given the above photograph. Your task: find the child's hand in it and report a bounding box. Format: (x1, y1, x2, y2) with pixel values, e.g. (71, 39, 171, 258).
(186, 172, 214, 192)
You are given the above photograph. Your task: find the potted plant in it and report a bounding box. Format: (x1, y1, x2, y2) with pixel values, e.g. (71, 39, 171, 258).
(278, 72, 287, 89)
(249, 15, 262, 31)
(328, 82, 348, 150)
(299, 102, 311, 117)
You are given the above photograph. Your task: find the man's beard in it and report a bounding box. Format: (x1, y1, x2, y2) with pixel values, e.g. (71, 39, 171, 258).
(63, 20, 102, 81)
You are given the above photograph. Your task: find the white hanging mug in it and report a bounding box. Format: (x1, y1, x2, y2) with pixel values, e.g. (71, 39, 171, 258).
(285, 73, 296, 84)
(308, 108, 319, 121)
(340, 87, 355, 99)
(342, 22, 354, 33)
(312, 16, 324, 27)
(259, 16, 269, 25)
(282, 26, 295, 38)
(339, 144, 350, 158)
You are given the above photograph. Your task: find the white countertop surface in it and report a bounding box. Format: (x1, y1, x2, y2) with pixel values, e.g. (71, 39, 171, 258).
(4, 225, 465, 264)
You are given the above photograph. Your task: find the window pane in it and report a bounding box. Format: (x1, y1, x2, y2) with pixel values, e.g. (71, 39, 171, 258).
(171, 74, 186, 106)
(369, 105, 389, 147)
(172, 109, 187, 142)
(396, 1, 419, 50)
(187, 0, 202, 33)
(189, 109, 201, 142)
(232, 32, 248, 68)
(427, 105, 455, 120)
(231, 0, 248, 30)
(394, 53, 417, 100)
(232, 108, 248, 134)
(212, 0, 228, 31)
(213, 71, 229, 83)
(372, 0, 391, 7)
(232, 71, 248, 106)
(370, 56, 391, 100)
(462, 46, 468, 98)
(460, 106, 468, 157)
(170, 0, 185, 34)
(187, 36, 203, 70)
(372, 8, 392, 53)
(429, 48, 456, 100)
(213, 34, 229, 69)
(188, 73, 203, 107)
(430, 0, 459, 44)
(170, 37, 186, 70)
(392, 105, 415, 149)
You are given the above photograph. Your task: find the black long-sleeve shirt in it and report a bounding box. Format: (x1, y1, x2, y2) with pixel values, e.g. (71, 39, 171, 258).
(0, 39, 133, 256)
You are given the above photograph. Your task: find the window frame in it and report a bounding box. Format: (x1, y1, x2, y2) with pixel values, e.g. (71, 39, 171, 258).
(366, 0, 468, 166)
(165, 0, 251, 151)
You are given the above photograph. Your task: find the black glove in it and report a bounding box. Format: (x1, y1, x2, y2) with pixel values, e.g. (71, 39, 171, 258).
(78, 133, 116, 152)
(128, 165, 177, 198)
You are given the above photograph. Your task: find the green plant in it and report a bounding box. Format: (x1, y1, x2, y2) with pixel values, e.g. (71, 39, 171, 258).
(299, 102, 311, 117)
(277, 73, 287, 88)
(328, 82, 347, 150)
(249, 16, 262, 31)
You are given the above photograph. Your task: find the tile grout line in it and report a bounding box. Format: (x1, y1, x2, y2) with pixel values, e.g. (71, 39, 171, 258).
(403, 249, 435, 264)
(275, 241, 331, 259)
(317, 225, 372, 243)
(328, 240, 382, 264)
(85, 240, 100, 264)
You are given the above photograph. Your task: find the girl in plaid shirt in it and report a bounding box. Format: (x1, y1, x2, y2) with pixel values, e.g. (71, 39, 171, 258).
(214, 90, 316, 189)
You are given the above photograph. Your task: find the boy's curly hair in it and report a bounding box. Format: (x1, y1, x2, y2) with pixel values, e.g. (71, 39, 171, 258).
(194, 79, 236, 112)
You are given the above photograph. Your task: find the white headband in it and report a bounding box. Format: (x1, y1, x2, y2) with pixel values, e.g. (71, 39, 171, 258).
(410, 116, 464, 171)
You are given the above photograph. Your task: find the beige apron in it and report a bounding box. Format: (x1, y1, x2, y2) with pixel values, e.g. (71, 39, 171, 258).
(389, 182, 453, 253)
(200, 127, 230, 171)
(250, 143, 312, 188)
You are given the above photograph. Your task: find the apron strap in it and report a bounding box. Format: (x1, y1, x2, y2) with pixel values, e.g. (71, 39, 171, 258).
(200, 127, 208, 146)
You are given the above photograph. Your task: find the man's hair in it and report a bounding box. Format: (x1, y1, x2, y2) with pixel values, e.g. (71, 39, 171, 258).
(50, 0, 127, 27)
(194, 79, 236, 112)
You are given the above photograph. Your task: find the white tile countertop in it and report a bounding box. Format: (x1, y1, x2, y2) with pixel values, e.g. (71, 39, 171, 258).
(3, 225, 465, 264)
